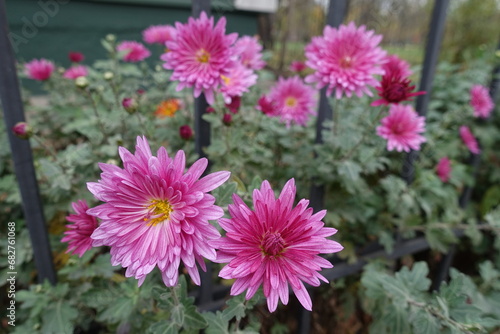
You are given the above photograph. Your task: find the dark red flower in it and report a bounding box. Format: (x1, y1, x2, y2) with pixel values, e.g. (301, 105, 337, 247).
(256, 95, 278, 116)
(225, 95, 241, 114)
(371, 74, 425, 106)
(69, 51, 84, 63)
(222, 113, 232, 125)
(206, 106, 215, 113)
(179, 125, 193, 140)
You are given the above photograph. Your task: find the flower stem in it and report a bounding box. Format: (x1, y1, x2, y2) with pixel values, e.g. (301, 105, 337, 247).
(84, 89, 108, 142)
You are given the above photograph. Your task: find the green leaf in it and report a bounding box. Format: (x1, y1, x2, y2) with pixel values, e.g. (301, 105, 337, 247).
(97, 296, 135, 323)
(146, 320, 180, 334)
(410, 309, 441, 334)
(203, 311, 229, 334)
(222, 294, 247, 322)
(41, 302, 77, 334)
(183, 304, 208, 330)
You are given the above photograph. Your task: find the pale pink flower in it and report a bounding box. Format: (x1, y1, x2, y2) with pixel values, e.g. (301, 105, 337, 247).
(377, 104, 426, 152)
(87, 136, 230, 286)
(161, 12, 238, 105)
(220, 62, 257, 104)
(268, 76, 316, 127)
(305, 22, 386, 99)
(233, 36, 265, 70)
(24, 58, 55, 81)
(436, 157, 452, 183)
(212, 179, 343, 312)
(142, 25, 177, 45)
(459, 126, 480, 154)
(470, 85, 494, 118)
(61, 200, 99, 257)
(63, 65, 88, 80)
(116, 41, 151, 62)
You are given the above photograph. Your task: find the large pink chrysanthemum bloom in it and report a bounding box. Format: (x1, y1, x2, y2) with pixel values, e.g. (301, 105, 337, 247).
(220, 62, 257, 104)
(116, 41, 151, 62)
(376, 104, 426, 152)
(61, 200, 99, 257)
(305, 22, 386, 99)
(87, 136, 230, 286)
(233, 36, 266, 70)
(459, 126, 481, 154)
(470, 85, 494, 119)
(63, 65, 88, 80)
(161, 12, 238, 105)
(268, 76, 317, 127)
(24, 58, 55, 81)
(212, 179, 343, 312)
(142, 25, 177, 45)
(436, 157, 452, 183)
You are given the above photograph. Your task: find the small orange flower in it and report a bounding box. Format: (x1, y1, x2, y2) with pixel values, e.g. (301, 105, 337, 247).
(155, 99, 181, 118)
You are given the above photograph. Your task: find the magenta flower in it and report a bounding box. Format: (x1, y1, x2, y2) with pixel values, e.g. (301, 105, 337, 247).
(305, 22, 386, 99)
(179, 125, 193, 140)
(459, 126, 480, 154)
(142, 25, 177, 45)
(63, 65, 88, 80)
(233, 36, 265, 70)
(24, 58, 55, 81)
(382, 54, 412, 78)
(470, 85, 494, 119)
(212, 179, 343, 312)
(436, 157, 452, 183)
(289, 60, 307, 73)
(225, 95, 241, 114)
(377, 104, 426, 152)
(68, 51, 85, 63)
(268, 76, 316, 127)
(61, 200, 99, 257)
(220, 62, 257, 104)
(256, 95, 279, 116)
(87, 136, 230, 286)
(12, 122, 33, 139)
(161, 12, 238, 105)
(116, 41, 151, 62)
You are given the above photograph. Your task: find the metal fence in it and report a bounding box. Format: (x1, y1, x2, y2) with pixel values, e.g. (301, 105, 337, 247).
(1, 0, 499, 333)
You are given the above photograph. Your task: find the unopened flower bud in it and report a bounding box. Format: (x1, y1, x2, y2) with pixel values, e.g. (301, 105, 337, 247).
(206, 106, 215, 113)
(222, 113, 232, 126)
(106, 159, 119, 166)
(122, 97, 138, 114)
(12, 122, 33, 139)
(75, 76, 89, 89)
(103, 71, 114, 81)
(137, 89, 145, 95)
(106, 34, 116, 42)
(179, 125, 193, 140)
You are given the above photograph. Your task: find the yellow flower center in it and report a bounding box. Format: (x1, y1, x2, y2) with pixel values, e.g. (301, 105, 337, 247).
(196, 49, 210, 63)
(285, 97, 297, 107)
(221, 75, 231, 86)
(144, 199, 173, 226)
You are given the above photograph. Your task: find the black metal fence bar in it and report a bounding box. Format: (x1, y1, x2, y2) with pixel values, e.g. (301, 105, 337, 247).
(0, 0, 56, 284)
(192, 0, 214, 306)
(402, 0, 450, 184)
(309, 0, 347, 212)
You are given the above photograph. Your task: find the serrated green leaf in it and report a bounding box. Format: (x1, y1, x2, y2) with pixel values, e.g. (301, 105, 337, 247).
(146, 320, 180, 334)
(203, 311, 229, 334)
(183, 304, 208, 330)
(410, 309, 441, 334)
(222, 294, 247, 322)
(171, 304, 185, 326)
(42, 302, 77, 334)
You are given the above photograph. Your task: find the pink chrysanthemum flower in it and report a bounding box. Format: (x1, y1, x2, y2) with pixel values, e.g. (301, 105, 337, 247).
(116, 41, 151, 62)
(256, 95, 279, 116)
(63, 65, 88, 80)
(268, 76, 316, 127)
(24, 58, 55, 81)
(459, 126, 480, 154)
(470, 85, 494, 119)
(436, 157, 452, 183)
(142, 25, 177, 45)
(87, 136, 230, 286)
(376, 104, 426, 152)
(220, 62, 257, 104)
(212, 179, 343, 312)
(233, 36, 265, 70)
(305, 22, 386, 99)
(61, 200, 99, 257)
(382, 54, 412, 78)
(161, 12, 237, 105)
(289, 60, 307, 73)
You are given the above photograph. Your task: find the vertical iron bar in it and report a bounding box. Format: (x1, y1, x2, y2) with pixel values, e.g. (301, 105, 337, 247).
(309, 0, 347, 212)
(402, 0, 450, 184)
(0, 0, 56, 284)
(303, 1, 347, 332)
(192, 0, 213, 306)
